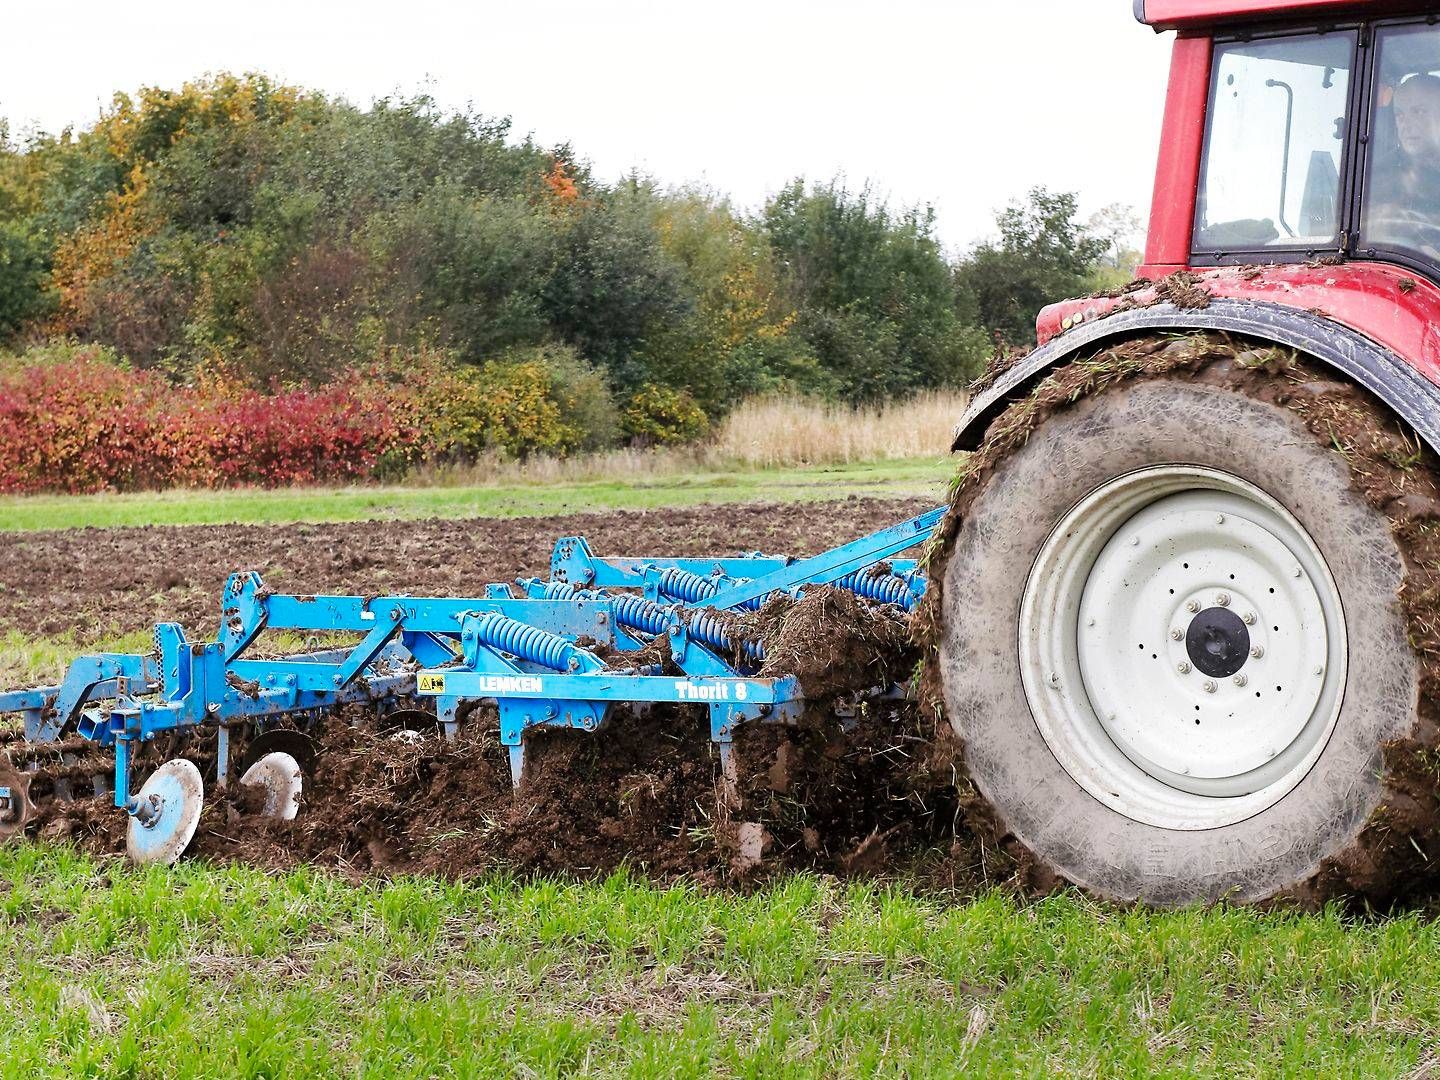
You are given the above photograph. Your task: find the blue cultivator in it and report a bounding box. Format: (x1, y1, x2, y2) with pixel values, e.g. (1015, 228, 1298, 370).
(0, 508, 942, 864)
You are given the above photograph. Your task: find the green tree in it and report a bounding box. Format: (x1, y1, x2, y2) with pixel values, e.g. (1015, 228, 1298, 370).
(954, 187, 1110, 347)
(761, 180, 987, 400)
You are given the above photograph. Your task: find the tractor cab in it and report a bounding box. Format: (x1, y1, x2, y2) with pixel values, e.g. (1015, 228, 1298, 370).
(1136, 2, 1440, 283)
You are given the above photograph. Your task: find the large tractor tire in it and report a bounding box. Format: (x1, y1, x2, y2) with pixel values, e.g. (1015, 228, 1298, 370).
(930, 335, 1440, 906)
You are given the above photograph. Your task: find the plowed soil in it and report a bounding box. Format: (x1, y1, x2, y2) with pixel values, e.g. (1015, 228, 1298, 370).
(4, 497, 985, 890)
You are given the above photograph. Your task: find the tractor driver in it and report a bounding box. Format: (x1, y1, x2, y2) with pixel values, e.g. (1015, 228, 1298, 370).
(1369, 73, 1440, 250)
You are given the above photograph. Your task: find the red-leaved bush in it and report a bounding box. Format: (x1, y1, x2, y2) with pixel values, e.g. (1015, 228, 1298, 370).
(0, 348, 411, 494)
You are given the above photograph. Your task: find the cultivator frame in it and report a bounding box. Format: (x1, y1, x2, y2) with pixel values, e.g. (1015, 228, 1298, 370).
(0, 508, 941, 855)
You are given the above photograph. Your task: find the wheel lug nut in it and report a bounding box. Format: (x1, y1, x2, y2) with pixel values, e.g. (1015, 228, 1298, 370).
(1171, 628, 1184, 641)
(1216, 593, 1231, 607)
(1203, 680, 1217, 694)
(1314, 665, 1324, 676)
(1251, 645, 1264, 659)
(1186, 600, 1200, 614)
(1233, 674, 1248, 687)
(1242, 611, 1257, 625)
(1215, 514, 1226, 525)
(1177, 661, 1192, 675)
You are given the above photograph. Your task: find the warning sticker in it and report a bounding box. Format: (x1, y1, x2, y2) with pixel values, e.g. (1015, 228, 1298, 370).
(417, 673, 446, 695)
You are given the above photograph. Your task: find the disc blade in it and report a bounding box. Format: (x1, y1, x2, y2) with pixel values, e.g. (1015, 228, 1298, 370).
(238, 752, 303, 821)
(126, 759, 204, 866)
(0, 764, 34, 843)
(239, 729, 317, 774)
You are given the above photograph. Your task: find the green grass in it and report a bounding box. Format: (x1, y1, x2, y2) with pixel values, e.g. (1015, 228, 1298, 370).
(0, 459, 951, 533)
(0, 847, 1436, 1077)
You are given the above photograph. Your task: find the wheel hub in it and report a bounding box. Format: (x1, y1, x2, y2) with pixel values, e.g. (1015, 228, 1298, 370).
(1185, 607, 1249, 678)
(1020, 465, 1347, 830)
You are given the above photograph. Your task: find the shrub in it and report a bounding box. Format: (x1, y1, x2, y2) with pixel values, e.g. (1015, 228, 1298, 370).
(0, 345, 406, 493)
(620, 383, 708, 446)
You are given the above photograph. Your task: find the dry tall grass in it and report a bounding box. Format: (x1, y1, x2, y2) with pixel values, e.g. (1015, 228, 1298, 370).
(708, 391, 967, 468)
(409, 391, 967, 488)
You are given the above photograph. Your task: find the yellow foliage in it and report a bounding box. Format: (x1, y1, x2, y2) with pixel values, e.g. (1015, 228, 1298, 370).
(49, 164, 155, 332)
(621, 383, 708, 445)
(48, 74, 311, 334)
(396, 352, 587, 460)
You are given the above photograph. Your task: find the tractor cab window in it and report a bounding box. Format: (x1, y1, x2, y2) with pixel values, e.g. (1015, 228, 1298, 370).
(1361, 26, 1440, 263)
(1196, 33, 1354, 252)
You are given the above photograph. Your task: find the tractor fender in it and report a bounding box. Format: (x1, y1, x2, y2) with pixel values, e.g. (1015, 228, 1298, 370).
(952, 299, 1440, 455)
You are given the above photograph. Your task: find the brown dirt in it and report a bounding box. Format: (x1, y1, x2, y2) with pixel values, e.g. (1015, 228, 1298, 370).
(31, 692, 975, 888)
(921, 334, 1440, 909)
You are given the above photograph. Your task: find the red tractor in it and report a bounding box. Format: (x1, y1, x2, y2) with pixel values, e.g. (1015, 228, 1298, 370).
(937, 0, 1440, 905)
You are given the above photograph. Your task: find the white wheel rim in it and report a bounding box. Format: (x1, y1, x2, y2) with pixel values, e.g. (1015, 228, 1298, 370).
(1019, 465, 1347, 831)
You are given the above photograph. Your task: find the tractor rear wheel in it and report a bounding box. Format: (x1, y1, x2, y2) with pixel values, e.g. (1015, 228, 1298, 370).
(935, 340, 1438, 906)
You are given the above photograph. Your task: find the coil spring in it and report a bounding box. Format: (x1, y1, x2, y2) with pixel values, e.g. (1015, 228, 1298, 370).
(657, 567, 771, 611)
(539, 580, 580, 600)
(836, 568, 922, 610)
(472, 612, 577, 671)
(688, 610, 764, 661)
(610, 594, 671, 637)
(656, 567, 718, 603)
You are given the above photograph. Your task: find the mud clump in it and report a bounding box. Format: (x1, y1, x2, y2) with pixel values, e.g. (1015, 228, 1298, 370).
(747, 585, 917, 701)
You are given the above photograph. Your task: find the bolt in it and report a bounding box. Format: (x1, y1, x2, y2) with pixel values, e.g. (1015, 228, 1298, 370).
(1186, 600, 1201, 614)
(1171, 628, 1184, 641)
(1314, 665, 1325, 676)
(1086, 617, 1096, 628)
(1251, 645, 1265, 659)
(1243, 611, 1257, 625)
(1203, 680, 1217, 693)
(1048, 672, 1061, 689)
(1293, 567, 1303, 578)
(1130, 535, 1140, 547)
(1216, 592, 1231, 607)
(1216, 514, 1226, 525)
(1177, 661, 1192, 675)
(1233, 673, 1248, 687)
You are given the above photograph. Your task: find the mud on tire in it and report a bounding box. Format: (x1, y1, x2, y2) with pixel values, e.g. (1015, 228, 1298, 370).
(924, 335, 1440, 907)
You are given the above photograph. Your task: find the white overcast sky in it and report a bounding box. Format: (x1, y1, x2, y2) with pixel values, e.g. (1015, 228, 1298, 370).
(1, 0, 1174, 252)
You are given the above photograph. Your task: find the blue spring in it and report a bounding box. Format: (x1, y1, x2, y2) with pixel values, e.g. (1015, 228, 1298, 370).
(658, 567, 770, 611)
(657, 567, 718, 603)
(540, 580, 580, 600)
(472, 612, 578, 671)
(610, 594, 670, 637)
(837, 568, 922, 610)
(688, 610, 765, 662)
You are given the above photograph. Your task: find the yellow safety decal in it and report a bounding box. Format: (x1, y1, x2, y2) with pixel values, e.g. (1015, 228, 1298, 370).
(417, 673, 446, 695)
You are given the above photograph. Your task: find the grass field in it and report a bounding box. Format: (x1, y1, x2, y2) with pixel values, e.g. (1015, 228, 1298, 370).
(1, 847, 1437, 1077)
(0, 458, 951, 533)
(6, 460, 1440, 1076)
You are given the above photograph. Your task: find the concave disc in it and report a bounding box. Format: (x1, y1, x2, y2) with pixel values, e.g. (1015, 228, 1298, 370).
(238, 752, 303, 821)
(0, 763, 34, 843)
(126, 759, 204, 866)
